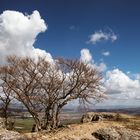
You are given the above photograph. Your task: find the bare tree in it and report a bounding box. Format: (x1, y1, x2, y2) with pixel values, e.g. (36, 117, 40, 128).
(0, 56, 49, 131)
(0, 56, 105, 131)
(37, 63, 67, 129)
(39, 58, 105, 129)
(0, 82, 13, 128)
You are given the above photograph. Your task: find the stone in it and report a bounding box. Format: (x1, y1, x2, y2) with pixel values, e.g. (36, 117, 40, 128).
(81, 113, 94, 123)
(92, 126, 140, 140)
(81, 112, 117, 123)
(0, 129, 26, 140)
(0, 118, 4, 129)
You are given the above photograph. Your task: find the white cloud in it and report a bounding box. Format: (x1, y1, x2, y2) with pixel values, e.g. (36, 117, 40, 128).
(80, 49, 140, 104)
(0, 10, 54, 64)
(134, 73, 140, 80)
(102, 51, 110, 56)
(80, 48, 107, 72)
(88, 30, 117, 44)
(126, 72, 140, 81)
(80, 48, 93, 64)
(96, 62, 107, 72)
(105, 69, 140, 100)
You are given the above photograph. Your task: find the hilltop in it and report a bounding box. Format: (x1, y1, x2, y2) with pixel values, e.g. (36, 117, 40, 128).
(24, 112, 140, 140)
(1, 112, 140, 140)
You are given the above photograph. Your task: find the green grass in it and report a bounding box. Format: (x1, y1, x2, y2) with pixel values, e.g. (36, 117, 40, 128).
(14, 114, 140, 133)
(14, 118, 34, 133)
(14, 118, 81, 133)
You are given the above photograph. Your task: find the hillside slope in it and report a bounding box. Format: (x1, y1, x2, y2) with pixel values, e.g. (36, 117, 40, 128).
(0, 113, 140, 140)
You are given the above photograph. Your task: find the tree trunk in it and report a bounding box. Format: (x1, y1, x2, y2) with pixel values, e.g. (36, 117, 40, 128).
(52, 106, 61, 129)
(43, 107, 52, 130)
(3, 105, 8, 129)
(49, 104, 56, 129)
(55, 107, 61, 128)
(43, 104, 63, 130)
(4, 115, 8, 128)
(32, 116, 41, 131)
(28, 110, 41, 132)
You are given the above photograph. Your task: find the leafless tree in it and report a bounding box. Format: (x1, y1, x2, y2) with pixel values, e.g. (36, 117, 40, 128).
(0, 56, 105, 131)
(39, 58, 105, 129)
(0, 56, 49, 131)
(0, 82, 13, 128)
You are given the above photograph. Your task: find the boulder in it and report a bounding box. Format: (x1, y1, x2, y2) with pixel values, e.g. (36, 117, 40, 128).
(81, 113, 94, 123)
(0, 118, 4, 129)
(0, 129, 26, 140)
(81, 112, 117, 123)
(92, 126, 140, 140)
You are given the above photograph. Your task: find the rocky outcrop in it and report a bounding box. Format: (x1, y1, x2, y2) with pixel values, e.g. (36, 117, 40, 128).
(0, 118, 26, 140)
(92, 126, 140, 140)
(0, 118, 4, 129)
(0, 129, 26, 140)
(81, 112, 117, 123)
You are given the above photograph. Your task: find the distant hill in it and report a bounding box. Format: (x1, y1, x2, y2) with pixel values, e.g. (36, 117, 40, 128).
(63, 107, 140, 116)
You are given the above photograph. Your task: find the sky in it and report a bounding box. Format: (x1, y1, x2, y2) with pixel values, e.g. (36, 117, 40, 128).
(0, 0, 140, 108)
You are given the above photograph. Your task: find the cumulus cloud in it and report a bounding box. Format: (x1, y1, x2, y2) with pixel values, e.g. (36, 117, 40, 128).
(97, 62, 107, 72)
(102, 51, 110, 56)
(88, 30, 117, 44)
(80, 48, 93, 64)
(80, 49, 140, 102)
(136, 75, 140, 81)
(0, 10, 53, 63)
(133, 73, 140, 80)
(105, 69, 140, 99)
(80, 48, 107, 72)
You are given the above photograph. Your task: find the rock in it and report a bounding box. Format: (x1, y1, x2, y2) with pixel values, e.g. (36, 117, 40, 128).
(0, 129, 26, 140)
(0, 118, 4, 129)
(92, 114, 103, 121)
(92, 126, 140, 140)
(92, 127, 121, 140)
(81, 113, 94, 123)
(81, 112, 117, 123)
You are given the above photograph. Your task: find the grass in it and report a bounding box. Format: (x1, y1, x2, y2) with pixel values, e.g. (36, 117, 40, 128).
(61, 118, 81, 125)
(14, 118, 81, 133)
(114, 114, 140, 131)
(14, 118, 34, 133)
(123, 116, 140, 131)
(13, 113, 140, 133)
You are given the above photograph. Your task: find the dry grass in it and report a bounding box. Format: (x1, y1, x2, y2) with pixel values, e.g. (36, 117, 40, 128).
(116, 115, 140, 131)
(23, 113, 140, 140)
(24, 121, 123, 140)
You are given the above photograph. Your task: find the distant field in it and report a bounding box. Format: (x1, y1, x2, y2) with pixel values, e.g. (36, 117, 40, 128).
(14, 112, 83, 132)
(14, 111, 140, 133)
(14, 118, 34, 133)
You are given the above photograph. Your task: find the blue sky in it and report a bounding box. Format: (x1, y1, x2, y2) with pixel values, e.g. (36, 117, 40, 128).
(0, 0, 140, 108)
(0, 0, 140, 73)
